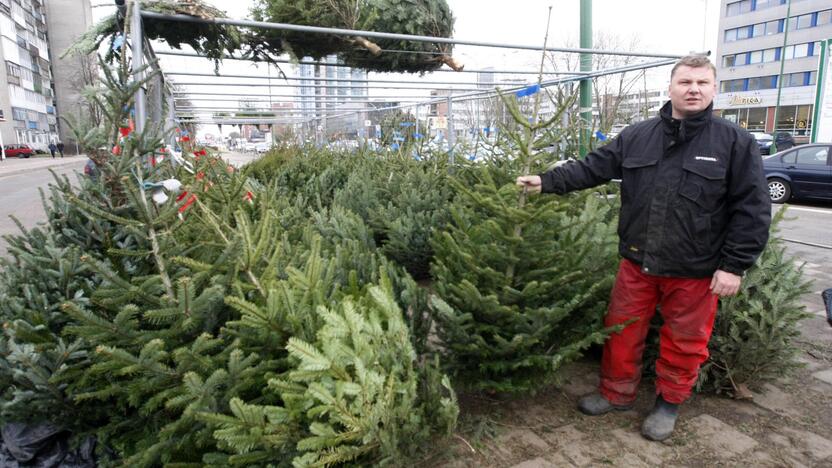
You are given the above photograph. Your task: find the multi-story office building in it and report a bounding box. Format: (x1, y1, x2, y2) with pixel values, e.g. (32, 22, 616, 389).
(298, 55, 368, 137)
(715, 0, 832, 139)
(0, 0, 56, 149)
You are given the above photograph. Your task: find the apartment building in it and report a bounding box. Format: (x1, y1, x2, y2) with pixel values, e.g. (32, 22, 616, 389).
(715, 0, 832, 138)
(0, 0, 55, 149)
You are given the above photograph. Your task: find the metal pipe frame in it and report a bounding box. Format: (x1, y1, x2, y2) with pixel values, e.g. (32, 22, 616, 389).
(165, 71, 534, 87)
(174, 92, 432, 100)
(131, 0, 146, 132)
(314, 57, 679, 124)
(173, 82, 487, 92)
(141, 11, 690, 59)
(177, 96, 428, 102)
(178, 118, 313, 124)
(177, 58, 678, 126)
(155, 50, 589, 75)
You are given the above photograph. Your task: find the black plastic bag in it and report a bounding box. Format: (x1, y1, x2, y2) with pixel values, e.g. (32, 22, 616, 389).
(0, 423, 96, 468)
(823, 288, 832, 327)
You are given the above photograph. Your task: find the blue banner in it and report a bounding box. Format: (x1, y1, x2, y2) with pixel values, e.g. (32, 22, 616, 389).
(515, 84, 540, 98)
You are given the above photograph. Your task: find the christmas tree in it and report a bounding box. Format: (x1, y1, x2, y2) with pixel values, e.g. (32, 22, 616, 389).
(430, 70, 620, 393)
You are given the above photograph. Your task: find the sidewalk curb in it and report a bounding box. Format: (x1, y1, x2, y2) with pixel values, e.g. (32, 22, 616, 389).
(0, 158, 86, 179)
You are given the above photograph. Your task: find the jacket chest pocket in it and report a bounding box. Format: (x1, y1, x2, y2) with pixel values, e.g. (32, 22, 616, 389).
(621, 157, 659, 204)
(679, 160, 728, 212)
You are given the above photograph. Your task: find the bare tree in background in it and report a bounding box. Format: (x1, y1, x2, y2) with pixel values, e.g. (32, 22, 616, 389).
(547, 32, 647, 137)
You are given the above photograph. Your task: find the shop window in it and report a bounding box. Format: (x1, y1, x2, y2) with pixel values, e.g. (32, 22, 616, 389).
(776, 105, 797, 131)
(746, 107, 767, 131)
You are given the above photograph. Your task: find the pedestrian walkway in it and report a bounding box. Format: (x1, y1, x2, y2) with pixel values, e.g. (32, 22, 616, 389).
(0, 155, 86, 179)
(431, 243, 832, 467)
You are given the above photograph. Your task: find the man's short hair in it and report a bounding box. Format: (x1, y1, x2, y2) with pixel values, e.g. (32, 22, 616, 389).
(671, 55, 717, 79)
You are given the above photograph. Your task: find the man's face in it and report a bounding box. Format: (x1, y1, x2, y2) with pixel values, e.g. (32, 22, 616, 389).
(668, 65, 716, 119)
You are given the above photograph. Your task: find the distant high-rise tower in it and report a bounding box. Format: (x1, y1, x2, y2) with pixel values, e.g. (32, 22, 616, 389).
(44, 0, 94, 153)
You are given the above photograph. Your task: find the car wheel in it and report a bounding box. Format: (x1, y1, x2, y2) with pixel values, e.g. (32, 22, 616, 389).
(767, 178, 791, 203)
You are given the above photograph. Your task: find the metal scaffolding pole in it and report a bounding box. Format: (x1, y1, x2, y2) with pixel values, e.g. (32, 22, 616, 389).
(447, 95, 455, 163)
(579, 0, 592, 156)
(155, 50, 590, 75)
(131, 0, 146, 132)
(141, 11, 687, 59)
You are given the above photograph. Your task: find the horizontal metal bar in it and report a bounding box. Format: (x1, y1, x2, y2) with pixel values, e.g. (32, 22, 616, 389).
(176, 96, 427, 102)
(155, 50, 587, 75)
(165, 71, 533, 87)
(316, 58, 679, 122)
(178, 119, 312, 124)
(141, 11, 688, 59)
(173, 81, 485, 91)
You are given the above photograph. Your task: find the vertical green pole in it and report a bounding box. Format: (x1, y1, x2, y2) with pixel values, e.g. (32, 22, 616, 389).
(771, 0, 792, 153)
(579, 0, 592, 157)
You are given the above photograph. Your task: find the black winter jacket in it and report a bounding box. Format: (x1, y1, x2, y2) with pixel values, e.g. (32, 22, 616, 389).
(539, 101, 771, 278)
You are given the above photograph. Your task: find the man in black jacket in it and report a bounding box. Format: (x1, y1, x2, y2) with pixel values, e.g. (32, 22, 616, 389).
(517, 55, 771, 441)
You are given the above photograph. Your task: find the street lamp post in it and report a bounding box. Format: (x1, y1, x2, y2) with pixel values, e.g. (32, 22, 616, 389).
(771, 0, 793, 153)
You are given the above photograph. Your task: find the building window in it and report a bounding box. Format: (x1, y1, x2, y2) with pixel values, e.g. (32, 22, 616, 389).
(723, 55, 736, 67)
(746, 107, 767, 131)
(727, 0, 752, 16)
(755, 0, 787, 10)
(747, 76, 777, 91)
(789, 12, 815, 31)
(775, 104, 813, 135)
(11, 108, 26, 121)
(720, 79, 747, 92)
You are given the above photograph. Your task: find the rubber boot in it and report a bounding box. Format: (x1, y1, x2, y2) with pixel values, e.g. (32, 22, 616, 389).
(641, 394, 679, 441)
(577, 392, 633, 416)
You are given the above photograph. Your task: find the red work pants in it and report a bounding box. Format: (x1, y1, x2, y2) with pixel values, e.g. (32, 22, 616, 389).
(599, 259, 718, 405)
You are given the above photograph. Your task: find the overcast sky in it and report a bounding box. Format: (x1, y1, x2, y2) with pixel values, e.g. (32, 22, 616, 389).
(91, 0, 720, 136)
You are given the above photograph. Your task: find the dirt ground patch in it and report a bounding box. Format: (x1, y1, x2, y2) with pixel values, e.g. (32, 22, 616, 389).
(415, 312, 832, 467)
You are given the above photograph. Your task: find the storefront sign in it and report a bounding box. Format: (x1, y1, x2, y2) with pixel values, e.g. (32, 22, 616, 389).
(728, 95, 763, 106)
(812, 38, 832, 143)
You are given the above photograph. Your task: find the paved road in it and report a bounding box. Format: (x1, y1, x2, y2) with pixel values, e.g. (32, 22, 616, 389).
(0, 159, 86, 255)
(0, 155, 829, 276)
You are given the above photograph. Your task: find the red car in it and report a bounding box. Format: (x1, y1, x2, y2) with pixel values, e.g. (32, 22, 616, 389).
(3, 144, 33, 158)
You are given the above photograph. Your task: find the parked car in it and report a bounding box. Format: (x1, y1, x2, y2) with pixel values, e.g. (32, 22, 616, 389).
(254, 142, 273, 154)
(750, 132, 774, 155)
(242, 141, 257, 152)
(763, 144, 832, 203)
(3, 144, 33, 158)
